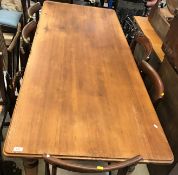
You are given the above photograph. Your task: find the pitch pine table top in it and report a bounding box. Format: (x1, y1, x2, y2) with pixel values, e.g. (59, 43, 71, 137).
(4, 2, 173, 164)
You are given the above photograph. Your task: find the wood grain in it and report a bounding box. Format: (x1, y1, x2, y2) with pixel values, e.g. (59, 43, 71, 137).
(4, 2, 173, 164)
(134, 16, 164, 62)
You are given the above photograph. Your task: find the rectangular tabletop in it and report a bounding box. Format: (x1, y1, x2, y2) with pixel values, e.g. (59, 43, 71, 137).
(4, 2, 173, 163)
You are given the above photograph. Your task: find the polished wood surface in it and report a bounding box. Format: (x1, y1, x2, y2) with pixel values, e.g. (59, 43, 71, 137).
(134, 16, 164, 62)
(4, 2, 173, 164)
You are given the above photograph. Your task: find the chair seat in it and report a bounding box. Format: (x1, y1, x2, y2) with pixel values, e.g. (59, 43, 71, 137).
(0, 9, 22, 28)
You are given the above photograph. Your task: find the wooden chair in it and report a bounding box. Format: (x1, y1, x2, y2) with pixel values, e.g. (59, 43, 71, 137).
(39, 0, 73, 5)
(0, 49, 22, 175)
(21, 20, 37, 72)
(28, 2, 42, 22)
(0, 23, 21, 81)
(148, 12, 178, 175)
(43, 154, 142, 175)
(139, 60, 164, 107)
(22, 20, 37, 44)
(130, 34, 152, 65)
(0, 26, 22, 138)
(0, 50, 22, 173)
(0, 31, 22, 175)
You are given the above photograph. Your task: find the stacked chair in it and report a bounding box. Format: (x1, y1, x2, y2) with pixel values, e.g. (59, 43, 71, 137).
(130, 34, 152, 65)
(20, 20, 37, 73)
(148, 12, 178, 175)
(0, 1, 42, 174)
(130, 34, 164, 107)
(43, 154, 143, 175)
(0, 1, 42, 126)
(20, 2, 41, 73)
(0, 0, 33, 84)
(0, 25, 22, 175)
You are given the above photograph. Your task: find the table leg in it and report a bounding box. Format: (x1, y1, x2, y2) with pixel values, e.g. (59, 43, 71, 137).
(23, 159, 39, 175)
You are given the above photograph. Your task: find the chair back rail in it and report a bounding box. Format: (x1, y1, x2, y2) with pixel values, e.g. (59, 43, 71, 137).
(22, 20, 37, 44)
(140, 60, 164, 106)
(0, 26, 8, 70)
(43, 154, 142, 175)
(130, 34, 153, 64)
(28, 2, 41, 22)
(21, 20, 37, 72)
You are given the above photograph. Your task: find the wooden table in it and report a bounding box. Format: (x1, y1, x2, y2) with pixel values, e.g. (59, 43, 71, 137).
(134, 16, 164, 62)
(4, 2, 173, 174)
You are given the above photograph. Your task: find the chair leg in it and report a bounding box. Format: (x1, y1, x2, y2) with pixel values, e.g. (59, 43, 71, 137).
(52, 166, 57, 175)
(117, 167, 128, 175)
(108, 162, 112, 175)
(45, 162, 50, 175)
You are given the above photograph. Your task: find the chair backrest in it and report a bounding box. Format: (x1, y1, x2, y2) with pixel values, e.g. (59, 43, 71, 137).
(28, 2, 41, 22)
(139, 60, 164, 107)
(130, 34, 152, 65)
(43, 154, 142, 175)
(22, 20, 37, 44)
(162, 11, 178, 73)
(21, 20, 37, 71)
(0, 23, 21, 78)
(0, 26, 22, 115)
